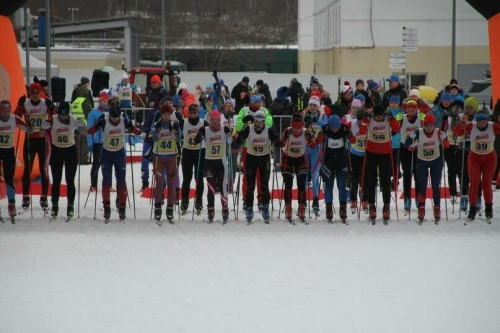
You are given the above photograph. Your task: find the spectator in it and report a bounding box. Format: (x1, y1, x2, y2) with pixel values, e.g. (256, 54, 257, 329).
(382, 75, 407, 108)
(402, 88, 431, 114)
(255, 79, 273, 108)
(230, 76, 252, 113)
(71, 76, 94, 118)
(286, 78, 306, 112)
(302, 76, 326, 108)
(366, 80, 382, 109)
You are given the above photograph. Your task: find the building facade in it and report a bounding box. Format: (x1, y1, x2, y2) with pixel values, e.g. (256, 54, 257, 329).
(299, 0, 489, 90)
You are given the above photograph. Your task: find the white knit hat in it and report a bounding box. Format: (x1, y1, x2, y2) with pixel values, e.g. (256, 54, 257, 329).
(409, 89, 420, 99)
(121, 72, 129, 80)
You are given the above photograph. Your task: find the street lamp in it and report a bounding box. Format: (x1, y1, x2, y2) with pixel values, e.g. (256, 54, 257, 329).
(68, 7, 79, 42)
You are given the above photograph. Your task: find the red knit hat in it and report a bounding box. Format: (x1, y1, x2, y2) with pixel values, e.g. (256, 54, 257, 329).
(424, 114, 435, 125)
(150, 75, 161, 83)
(30, 83, 42, 93)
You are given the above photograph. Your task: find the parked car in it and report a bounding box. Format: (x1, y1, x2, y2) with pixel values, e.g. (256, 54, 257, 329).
(465, 70, 492, 110)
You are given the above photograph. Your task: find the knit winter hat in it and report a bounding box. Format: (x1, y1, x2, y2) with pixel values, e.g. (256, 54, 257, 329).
(452, 95, 464, 109)
(475, 110, 489, 121)
(310, 76, 319, 85)
(121, 73, 129, 80)
(328, 115, 341, 130)
(409, 89, 420, 99)
(389, 95, 400, 105)
(250, 94, 263, 103)
(291, 113, 304, 130)
(30, 82, 42, 93)
(368, 81, 379, 91)
(440, 92, 452, 102)
(351, 99, 362, 108)
(373, 104, 386, 116)
(464, 97, 479, 111)
(151, 75, 161, 83)
(423, 114, 436, 125)
(308, 96, 321, 106)
(160, 104, 173, 114)
(355, 94, 365, 102)
(342, 81, 352, 96)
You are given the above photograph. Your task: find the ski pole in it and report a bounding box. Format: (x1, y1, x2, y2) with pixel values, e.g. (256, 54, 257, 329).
(442, 145, 448, 221)
(192, 139, 203, 221)
(128, 129, 137, 219)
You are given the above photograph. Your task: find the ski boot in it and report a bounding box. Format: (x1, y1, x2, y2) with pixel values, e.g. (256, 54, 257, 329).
(485, 204, 493, 223)
(257, 201, 263, 212)
(40, 195, 48, 212)
(350, 200, 357, 214)
(361, 201, 369, 214)
(433, 205, 441, 224)
(460, 195, 469, 212)
(180, 199, 189, 215)
(140, 180, 149, 192)
(222, 206, 229, 224)
(382, 204, 390, 224)
(246, 207, 254, 224)
(467, 205, 477, 222)
(298, 204, 307, 224)
(154, 203, 162, 223)
(103, 201, 111, 223)
(207, 207, 215, 223)
(403, 197, 411, 215)
(312, 197, 320, 216)
(285, 204, 293, 224)
(115, 197, 120, 210)
(339, 202, 347, 224)
(326, 204, 334, 223)
(242, 201, 247, 212)
(417, 204, 425, 225)
(119, 205, 126, 221)
(8, 201, 16, 224)
(369, 204, 377, 224)
(67, 205, 74, 221)
(450, 195, 458, 204)
(195, 201, 203, 215)
(166, 205, 174, 223)
(261, 205, 270, 224)
(50, 204, 59, 220)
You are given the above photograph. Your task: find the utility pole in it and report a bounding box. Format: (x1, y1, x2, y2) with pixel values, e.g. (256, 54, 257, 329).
(451, 0, 457, 80)
(161, 0, 166, 67)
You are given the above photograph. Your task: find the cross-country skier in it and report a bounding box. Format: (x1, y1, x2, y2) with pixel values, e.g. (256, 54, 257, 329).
(0, 100, 31, 222)
(235, 110, 278, 223)
(41, 102, 86, 220)
(193, 110, 232, 223)
(280, 113, 316, 223)
(316, 115, 350, 223)
(359, 104, 401, 224)
(398, 100, 424, 214)
(344, 107, 368, 214)
(14, 82, 54, 210)
(87, 102, 141, 221)
(235, 94, 273, 211)
(406, 114, 449, 224)
(300, 95, 327, 216)
(150, 103, 180, 223)
(453, 108, 500, 222)
(180, 103, 208, 215)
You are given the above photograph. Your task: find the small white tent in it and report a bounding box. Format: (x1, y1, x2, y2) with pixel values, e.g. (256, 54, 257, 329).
(18, 45, 59, 83)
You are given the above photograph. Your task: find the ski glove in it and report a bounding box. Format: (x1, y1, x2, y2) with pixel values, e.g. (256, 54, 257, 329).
(76, 119, 86, 128)
(395, 113, 403, 121)
(41, 121, 51, 130)
(243, 115, 254, 123)
(440, 130, 447, 140)
(154, 121, 161, 132)
(44, 99, 54, 110)
(419, 112, 425, 121)
(223, 126, 231, 134)
(95, 114, 106, 130)
(17, 95, 26, 107)
(409, 130, 416, 139)
(172, 122, 180, 132)
(283, 128, 292, 138)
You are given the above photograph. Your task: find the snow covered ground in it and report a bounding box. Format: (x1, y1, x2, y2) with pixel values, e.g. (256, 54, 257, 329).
(1, 149, 500, 333)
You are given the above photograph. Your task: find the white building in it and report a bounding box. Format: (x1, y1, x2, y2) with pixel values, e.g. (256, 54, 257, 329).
(299, 0, 489, 90)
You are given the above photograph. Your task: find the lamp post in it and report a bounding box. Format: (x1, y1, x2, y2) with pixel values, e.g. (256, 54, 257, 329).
(68, 7, 79, 42)
(161, 0, 165, 67)
(451, 0, 456, 80)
